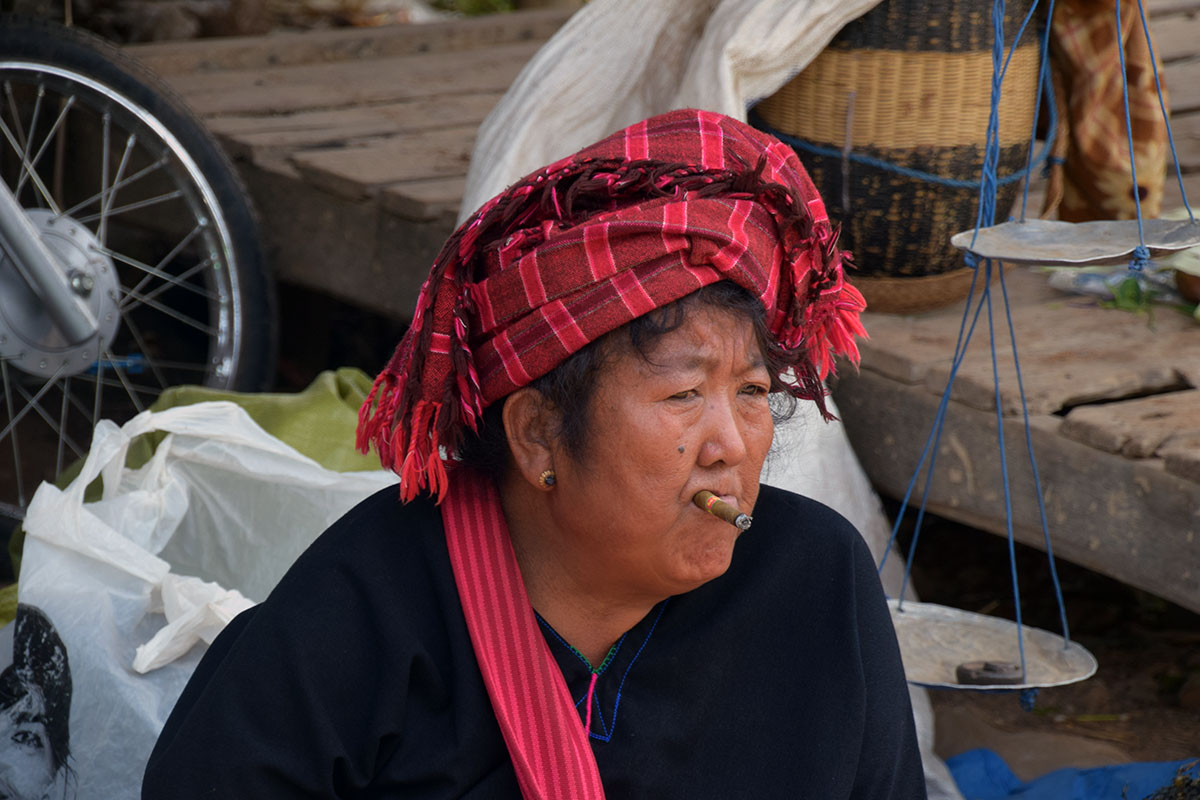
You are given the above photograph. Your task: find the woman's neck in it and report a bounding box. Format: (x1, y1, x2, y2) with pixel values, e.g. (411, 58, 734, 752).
(500, 476, 657, 667)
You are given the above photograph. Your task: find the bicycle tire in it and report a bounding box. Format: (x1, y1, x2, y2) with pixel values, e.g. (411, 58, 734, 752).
(0, 16, 278, 517)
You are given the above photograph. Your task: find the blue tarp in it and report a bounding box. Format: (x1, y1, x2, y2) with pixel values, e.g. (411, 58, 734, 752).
(948, 748, 1199, 800)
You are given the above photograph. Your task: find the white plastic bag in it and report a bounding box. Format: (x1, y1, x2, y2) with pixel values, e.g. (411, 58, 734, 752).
(14, 402, 397, 800)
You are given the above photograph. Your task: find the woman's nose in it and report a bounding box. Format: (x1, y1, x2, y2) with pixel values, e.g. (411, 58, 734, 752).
(697, 395, 748, 466)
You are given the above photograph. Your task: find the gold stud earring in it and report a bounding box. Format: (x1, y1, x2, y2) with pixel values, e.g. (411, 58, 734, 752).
(538, 469, 557, 489)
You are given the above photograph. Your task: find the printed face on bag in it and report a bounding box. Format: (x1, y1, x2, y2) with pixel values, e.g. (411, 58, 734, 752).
(0, 687, 53, 800)
(0, 606, 73, 800)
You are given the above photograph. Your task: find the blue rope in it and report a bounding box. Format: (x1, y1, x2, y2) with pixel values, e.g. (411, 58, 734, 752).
(985, 263, 1029, 680)
(748, 112, 1052, 191)
(1134, 0, 1194, 221)
(997, 265, 1071, 644)
(1018, 0, 1059, 221)
(1115, 0, 1148, 268)
(879, 259, 990, 599)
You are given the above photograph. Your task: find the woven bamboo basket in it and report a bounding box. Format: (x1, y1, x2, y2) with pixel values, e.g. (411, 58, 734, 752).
(753, 0, 1041, 313)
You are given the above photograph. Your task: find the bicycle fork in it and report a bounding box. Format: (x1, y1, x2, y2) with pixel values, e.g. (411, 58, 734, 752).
(0, 178, 98, 345)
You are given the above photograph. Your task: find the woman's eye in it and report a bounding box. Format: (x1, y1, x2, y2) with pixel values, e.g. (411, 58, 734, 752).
(13, 730, 43, 749)
(740, 383, 768, 396)
(668, 389, 698, 401)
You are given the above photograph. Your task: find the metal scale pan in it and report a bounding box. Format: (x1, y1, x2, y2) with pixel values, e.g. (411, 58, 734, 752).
(889, 600, 1098, 691)
(951, 218, 1200, 266)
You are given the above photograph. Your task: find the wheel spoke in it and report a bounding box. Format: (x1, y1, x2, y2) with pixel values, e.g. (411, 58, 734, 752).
(58, 375, 70, 476)
(99, 112, 110, 244)
(92, 350, 104, 430)
(13, 380, 84, 464)
(73, 370, 165, 396)
(119, 283, 217, 336)
(0, 363, 65, 454)
(98, 132, 135, 247)
(122, 257, 218, 311)
(101, 346, 145, 413)
(5, 82, 47, 192)
(60, 153, 163, 220)
(74, 188, 183, 225)
(64, 382, 93, 421)
(98, 234, 216, 303)
(4, 93, 72, 212)
(123, 222, 205, 298)
(3, 80, 30, 154)
(1, 360, 26, 508)
(145, 361, 209, 372)
(123, 315, 170, 390)
(19, 87, 45, 198)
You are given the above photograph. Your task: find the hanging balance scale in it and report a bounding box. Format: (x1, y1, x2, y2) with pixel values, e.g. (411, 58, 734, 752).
(875, 0, 1199, 696)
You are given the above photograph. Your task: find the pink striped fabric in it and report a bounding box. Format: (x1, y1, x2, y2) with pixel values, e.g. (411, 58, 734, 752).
(442, 469, 606, 800)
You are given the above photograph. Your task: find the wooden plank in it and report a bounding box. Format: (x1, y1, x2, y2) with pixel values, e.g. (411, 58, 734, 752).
(1166, 112, 1200, 173)
(831, 368, 1200, 615)
(923, 296, 1195, 415)
(1060, 389, 1200, 457)
(235, 158, 450, 318)
(212, 114, 398, 163)
(124, 8, 571, 74)
(167, 41, 540, 117)
(1147, 0, 1200, 18)
(207, 93, 500, 164)
(380, 176, 466, 221)
(1160, 167, 1200, 212)
(290, 125, 477, 200)
(853, 268, 1200, 416)
(1167, 60, 1200, 116)
(368, 92, 501, 131)
(944, 275, 1194, 414)
(1150, 10, 1200, 62)
(855, 265, 1061, 378)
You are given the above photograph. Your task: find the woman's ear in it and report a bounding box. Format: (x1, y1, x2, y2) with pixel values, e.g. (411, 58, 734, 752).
(502, 388, 559, 490)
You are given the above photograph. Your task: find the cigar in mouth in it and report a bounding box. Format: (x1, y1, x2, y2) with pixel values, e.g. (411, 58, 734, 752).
(693, 490, 753, 531)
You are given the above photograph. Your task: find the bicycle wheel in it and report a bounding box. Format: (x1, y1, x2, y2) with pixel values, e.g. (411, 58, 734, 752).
(0, 16, 277, 521)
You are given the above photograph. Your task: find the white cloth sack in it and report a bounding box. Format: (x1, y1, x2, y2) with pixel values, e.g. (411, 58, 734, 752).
(17, 402, 397, 800)
(460, 0, 881, 218)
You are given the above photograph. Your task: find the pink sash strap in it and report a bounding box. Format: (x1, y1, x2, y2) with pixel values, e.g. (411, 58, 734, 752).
(441, 471, 607, 800)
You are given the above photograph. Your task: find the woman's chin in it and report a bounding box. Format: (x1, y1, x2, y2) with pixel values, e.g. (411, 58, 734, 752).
(672, 533, 739, 590)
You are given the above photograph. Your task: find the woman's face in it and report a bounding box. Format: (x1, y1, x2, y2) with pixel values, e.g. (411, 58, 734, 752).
(0, 689, 54, 800)
(546, 306, 774, 605)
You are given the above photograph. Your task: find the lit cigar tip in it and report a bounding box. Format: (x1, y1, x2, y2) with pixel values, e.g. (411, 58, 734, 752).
(692, 490, 752, 531)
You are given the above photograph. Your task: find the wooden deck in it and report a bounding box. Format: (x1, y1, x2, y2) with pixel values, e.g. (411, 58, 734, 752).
(126, 4, 1200, 614)
(126, 9, 572, 318)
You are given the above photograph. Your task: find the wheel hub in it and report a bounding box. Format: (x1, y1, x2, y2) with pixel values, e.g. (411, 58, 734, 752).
(0, 208, 121, 379)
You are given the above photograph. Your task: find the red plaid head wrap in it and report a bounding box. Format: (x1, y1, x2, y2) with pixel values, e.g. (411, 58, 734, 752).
(358, 109, 867, 502)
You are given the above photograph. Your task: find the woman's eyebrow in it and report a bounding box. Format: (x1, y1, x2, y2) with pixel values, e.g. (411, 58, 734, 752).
(648, 350, 767, 373)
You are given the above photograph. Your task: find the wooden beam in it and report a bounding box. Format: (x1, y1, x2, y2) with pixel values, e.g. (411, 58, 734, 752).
(1061, 390, 1200, 458)
(236, 159, 449, 318)
(831, 368, 1200, 615)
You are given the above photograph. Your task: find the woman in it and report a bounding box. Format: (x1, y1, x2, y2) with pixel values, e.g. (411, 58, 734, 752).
(143, 109, 926, 798)
(0, 604, 74, 800)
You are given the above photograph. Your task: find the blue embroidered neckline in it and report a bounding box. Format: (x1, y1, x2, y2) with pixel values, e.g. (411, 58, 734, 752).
(535, 600, 669, 743)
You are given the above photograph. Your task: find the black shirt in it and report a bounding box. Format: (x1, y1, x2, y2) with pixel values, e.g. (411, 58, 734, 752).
(143, 484, 926, 799)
